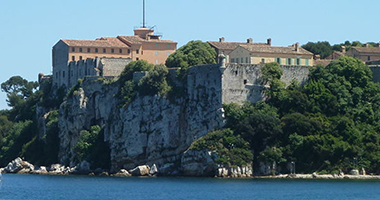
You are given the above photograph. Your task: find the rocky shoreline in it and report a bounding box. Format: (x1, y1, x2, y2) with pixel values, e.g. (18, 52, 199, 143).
(255, 173, 380, 180)
(2, 158, 380, 180)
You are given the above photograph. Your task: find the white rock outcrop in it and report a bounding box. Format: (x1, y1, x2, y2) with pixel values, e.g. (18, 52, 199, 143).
(129, 165, 150, 176)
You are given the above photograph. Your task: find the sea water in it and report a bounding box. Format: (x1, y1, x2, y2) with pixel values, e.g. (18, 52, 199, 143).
(1, 174, 380, 200)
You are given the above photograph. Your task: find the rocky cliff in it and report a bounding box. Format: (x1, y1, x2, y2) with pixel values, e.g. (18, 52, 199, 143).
(58, 64, 225, 174)
(55, 63, 310, 176)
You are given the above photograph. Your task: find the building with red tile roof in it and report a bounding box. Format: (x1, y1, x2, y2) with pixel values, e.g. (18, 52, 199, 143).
(52, 27, 177, 87)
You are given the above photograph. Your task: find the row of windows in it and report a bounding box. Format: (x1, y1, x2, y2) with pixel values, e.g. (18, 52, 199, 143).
(231, 57, 249, 64)
(231, 57, 310, 66)
(71, 47, 133, 54)
(71, 55, 139, 61)
(277, 58, 309, 66)
(71, 51, 171, 61)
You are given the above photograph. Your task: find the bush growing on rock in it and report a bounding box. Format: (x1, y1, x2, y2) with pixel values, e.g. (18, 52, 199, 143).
(189, 129, 252, 166)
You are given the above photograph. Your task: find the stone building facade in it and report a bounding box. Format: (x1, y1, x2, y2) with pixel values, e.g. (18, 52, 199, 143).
(228, 43, 314, 66)
(208, 37, 271, 61)
(346, 44, 380, 62)
(52, 28, 177, 88)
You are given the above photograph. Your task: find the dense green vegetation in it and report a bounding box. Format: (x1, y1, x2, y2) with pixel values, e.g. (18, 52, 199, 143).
(165, 40, 217, 80)
(302, 40, 378, 59)
(194, 57, 380, 174)
(117, 60, 172, 107)
(0, 76, 62, 166)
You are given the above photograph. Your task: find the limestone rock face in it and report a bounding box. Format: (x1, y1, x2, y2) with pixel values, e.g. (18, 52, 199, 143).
(181, 150, 218, 177)
(5, 158, 24, 173)
(58, 69, 225, 174)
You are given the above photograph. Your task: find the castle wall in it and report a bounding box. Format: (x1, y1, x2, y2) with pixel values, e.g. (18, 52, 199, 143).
(222, 64, 310, 105)
(370, 66, 380, 83)
(99, 58, 131, 77)
(63, 58, 131, 88)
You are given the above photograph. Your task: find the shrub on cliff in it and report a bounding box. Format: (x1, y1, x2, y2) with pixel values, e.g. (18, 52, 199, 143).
(165, 40, 217, 80)
(73, 125, 110, 169)
(190, 129, 252, 166)
(138, 64, 171, 96)
(118, 60, 154, 84)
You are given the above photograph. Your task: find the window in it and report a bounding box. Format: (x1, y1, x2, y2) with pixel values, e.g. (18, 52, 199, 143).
(306, 59, 309, 66)
(111, 49, 115, 53)
(136, 57, 139, 60)
(63, 71, 65, 78)
(276, 58, 281, 64)
(119, 49, 122, 54)
(155, 51, 159, 56)
(167, 44, 171, 48)
(56, 72, 58, 78)
(287, 58, 292, 65)
(245, 57, 249, 63)
(79, 56, 83, 60)
(231, 58, 235, 63)
(136, 50, 139, 54)
(296, 58, 300, 65)
(72, 47, 75, 52)
(95, 48, 98, 53)
(141, 51, 144, 55)
(244, 79, 248, 84)
(156, 60, 159, 64)
(128, 49, 131, 54)
(261, 58, 265, 64)
(368, 56, 371, 61)
(241, 58, 244, 63)
(72, 56, 75, 61)
(155, 43, 159, 47)
(87, 48, 90, 53)
(103, 48, 106, 53)
(79, 48, 82, 52)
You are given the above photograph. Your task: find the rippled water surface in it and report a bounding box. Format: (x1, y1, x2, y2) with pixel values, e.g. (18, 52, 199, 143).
(1, 174, 380, 200)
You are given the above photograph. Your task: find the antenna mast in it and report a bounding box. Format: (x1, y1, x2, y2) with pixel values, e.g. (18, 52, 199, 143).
(143, 0, 146, 28)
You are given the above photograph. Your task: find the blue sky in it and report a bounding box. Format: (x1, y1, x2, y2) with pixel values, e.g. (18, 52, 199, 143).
(0, 0, 379, 110)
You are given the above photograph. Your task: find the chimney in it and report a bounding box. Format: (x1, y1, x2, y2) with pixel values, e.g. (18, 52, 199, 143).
(294, 42, 299, 52)
(267, 38, 272, 46)
(219, 37, 225, 42)
(314, 55, 321, 60)
(365, 43, 369, 47)
(341, 46, 346, 53)
(247, 38, 253, 43)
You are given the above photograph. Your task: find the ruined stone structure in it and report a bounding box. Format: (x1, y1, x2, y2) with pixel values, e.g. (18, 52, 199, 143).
(65, 57, 132, 88)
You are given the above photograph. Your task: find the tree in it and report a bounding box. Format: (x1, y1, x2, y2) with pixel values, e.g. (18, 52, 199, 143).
(301, 41, 333, 59)
(138, 64, 171, 96)
(118, 60, 154, 84)
(261, 62, 283, 85)
(165, 40, 217, 79)
(1, 76, 38, 107)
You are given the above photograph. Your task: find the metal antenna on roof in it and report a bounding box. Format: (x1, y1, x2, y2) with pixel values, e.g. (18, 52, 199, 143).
(142, 0, 146, 28)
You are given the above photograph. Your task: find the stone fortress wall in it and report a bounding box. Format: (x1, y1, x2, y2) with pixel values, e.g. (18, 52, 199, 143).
(60, 58, 132, 88)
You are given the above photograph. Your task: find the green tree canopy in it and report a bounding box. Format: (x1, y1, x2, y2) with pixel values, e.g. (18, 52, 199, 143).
(165, 40, 217, 79)
(1, 76, 38, 107)
(301, 41, 332, 59)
